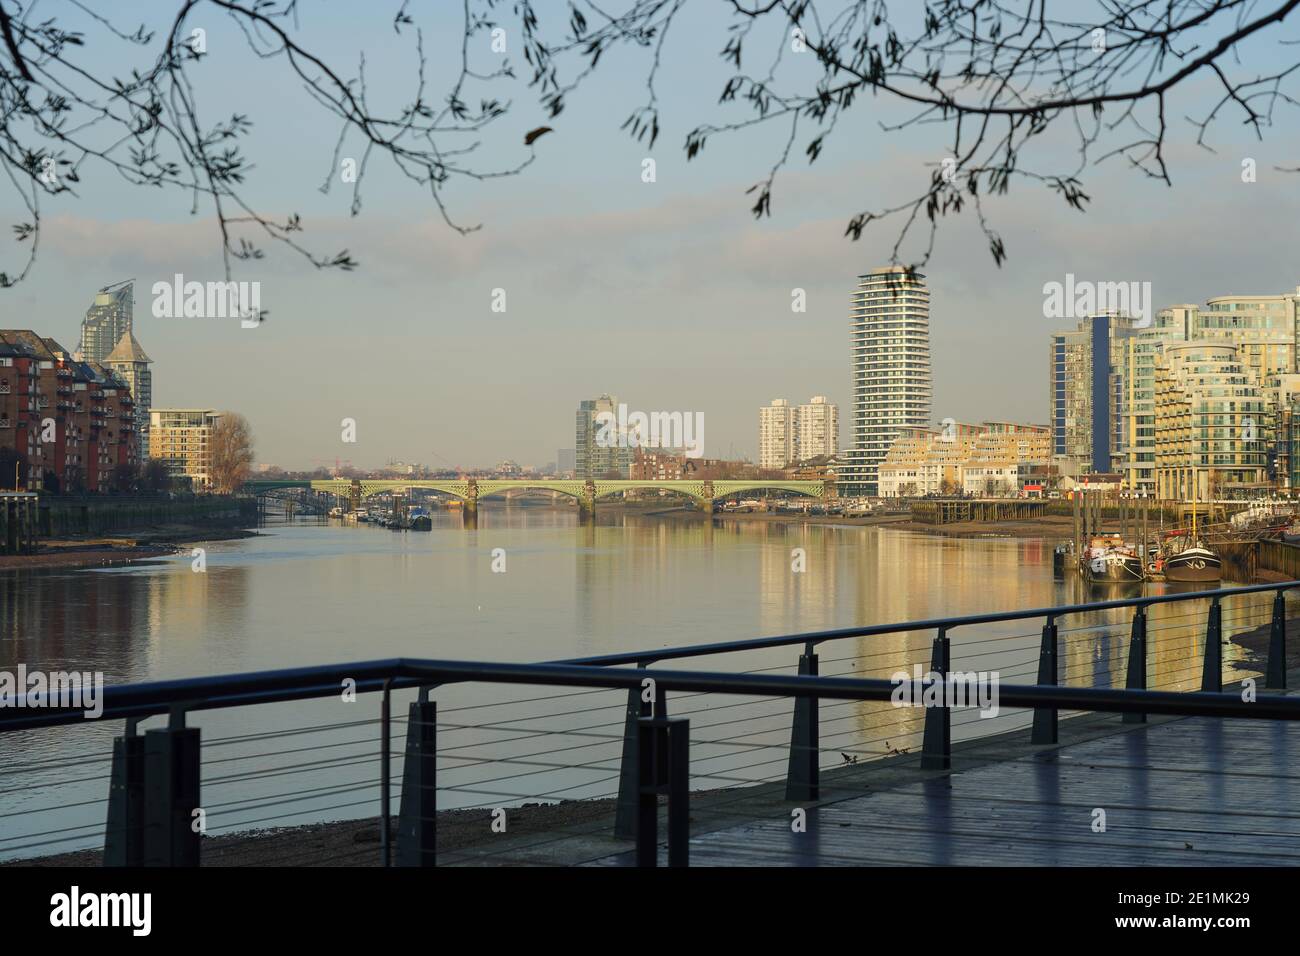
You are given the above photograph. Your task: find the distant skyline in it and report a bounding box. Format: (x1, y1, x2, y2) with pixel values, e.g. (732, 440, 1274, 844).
(4, 6, 1297, 470)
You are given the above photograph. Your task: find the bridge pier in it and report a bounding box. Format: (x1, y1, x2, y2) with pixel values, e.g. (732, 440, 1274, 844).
(578, 481, 596, 524)
(349, 479, 361, 514)
(700, 481, 714, 516)
(463, 480, 478, 528)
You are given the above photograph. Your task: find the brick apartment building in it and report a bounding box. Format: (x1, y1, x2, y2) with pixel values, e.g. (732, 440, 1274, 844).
(0, 330, 138, 492)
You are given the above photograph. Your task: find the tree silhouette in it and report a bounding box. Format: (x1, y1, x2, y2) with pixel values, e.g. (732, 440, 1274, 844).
(0, 0, 1295, 286)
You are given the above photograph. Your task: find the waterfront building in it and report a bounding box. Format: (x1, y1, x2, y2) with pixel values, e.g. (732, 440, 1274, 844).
(0, 330, 135, 491)
(1049, 313, 1138, 475)
(1114, 288, 1300, 493)
(557, 448, 576, 476)
(105, 331, 153, 459)
(80, 281, 134, 364)
(877, 424, 977, 497)
(150, 408, 221, 490)
(1153, 341, 1267, 500)
(840, 267, 932, 497)
(877, 421, 1049, 497)
(575, 395, 633, 478)
(84, 361, 138, 490)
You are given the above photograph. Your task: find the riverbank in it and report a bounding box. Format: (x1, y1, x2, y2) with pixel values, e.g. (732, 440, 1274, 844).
(646, 506, 1080, 537)
(0, 526, 258, 571)
(644, 506, 912, 527)
(885, 514, 1080, 538)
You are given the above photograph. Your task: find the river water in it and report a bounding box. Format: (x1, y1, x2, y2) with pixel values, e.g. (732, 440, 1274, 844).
(0, 505, 1273, 860)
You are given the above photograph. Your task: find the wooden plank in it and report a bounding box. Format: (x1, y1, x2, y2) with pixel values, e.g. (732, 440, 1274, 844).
(588, 714, 1300, 866)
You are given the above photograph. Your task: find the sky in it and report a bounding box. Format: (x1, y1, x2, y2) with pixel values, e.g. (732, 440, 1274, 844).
(3, 1, 1299, 470)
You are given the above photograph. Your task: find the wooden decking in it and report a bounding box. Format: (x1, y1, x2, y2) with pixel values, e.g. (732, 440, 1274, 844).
(591, 713, 1300, 866)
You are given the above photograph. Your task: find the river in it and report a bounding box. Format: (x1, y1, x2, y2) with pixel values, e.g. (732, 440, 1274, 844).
(0, 505, 1272, 861)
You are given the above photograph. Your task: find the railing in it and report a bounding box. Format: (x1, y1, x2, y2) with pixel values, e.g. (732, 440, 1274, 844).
(0, 581, 1295, 867)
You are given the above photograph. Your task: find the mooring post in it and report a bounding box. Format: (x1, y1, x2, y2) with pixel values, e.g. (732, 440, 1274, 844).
(1266, 589, 1288, 690)
(1123, 606, 1147, 724)
(921, 628, 951, 769)
(104, 717, 145, 866)
(785, 642, 820, 799)
(396, 689, 438, 866)
(636, 716, 690, 868)
(615, 663, 654, 839)
(1031, 615, 1059, 744)
(142, 710, 201, 867)
(1200, 597, 1223, 693)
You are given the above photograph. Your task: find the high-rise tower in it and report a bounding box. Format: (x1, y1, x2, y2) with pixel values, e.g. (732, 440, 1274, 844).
(105, 330, 153, 459)
(839, 267, 932, 497)
(81, 280, 134, 363)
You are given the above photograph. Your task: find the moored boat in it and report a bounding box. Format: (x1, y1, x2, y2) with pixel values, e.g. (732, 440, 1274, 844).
(1085, 549, 1144, 583)
(1082, 536, 1143, 583)
(1162, 544, 1221, 583)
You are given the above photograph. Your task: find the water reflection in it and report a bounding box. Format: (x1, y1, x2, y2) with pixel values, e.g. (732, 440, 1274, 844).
(0, 506, 1278, 859)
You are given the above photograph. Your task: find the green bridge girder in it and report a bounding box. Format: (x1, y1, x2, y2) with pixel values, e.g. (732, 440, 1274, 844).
(244, 477, 827, 504)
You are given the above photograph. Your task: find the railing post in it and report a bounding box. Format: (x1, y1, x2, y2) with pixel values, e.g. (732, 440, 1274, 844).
(1266, 590, 1288, 690)
(921, 628, 951, 769)
(636, 716, 690, 868)
(1123, 606, 1147, 724)
(142, 710, 201, 867)
(1200, 597, 1223, 693)
(396, 690, 437, 866)
(1031, 615, 1058, 744)
(785, 642, 820, 800)
(380, 678, 392, 867)
(104, 717, 144, 866)
(615, 663, 653, 839)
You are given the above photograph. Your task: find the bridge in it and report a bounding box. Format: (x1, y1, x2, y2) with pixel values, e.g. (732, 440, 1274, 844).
(4, 581, 1299, 869)
(244, 477, 828, 519)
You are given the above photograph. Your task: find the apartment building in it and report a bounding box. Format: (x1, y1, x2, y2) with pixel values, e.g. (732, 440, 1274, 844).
(840, 267, 931, 496)
(759, 396, 840, 470)
(0, 330, 137, 492)
(878, 421, 1049, 497)
(149, 408, 221, 490)
(1153, 341, 1267, 500)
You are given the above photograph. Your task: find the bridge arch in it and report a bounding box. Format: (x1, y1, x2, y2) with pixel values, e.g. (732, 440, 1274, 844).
(711, 481, 825, 501)
(592, 480, 708, 504)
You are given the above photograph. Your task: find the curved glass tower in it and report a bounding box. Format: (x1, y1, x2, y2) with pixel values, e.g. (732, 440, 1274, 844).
(839, 267, 932, 497)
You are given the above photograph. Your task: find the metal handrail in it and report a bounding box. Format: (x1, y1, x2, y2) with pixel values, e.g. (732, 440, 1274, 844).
(4, 656, 1300, 734)
(556, 579, 1299, 667)
(3, 579, 1293, 731)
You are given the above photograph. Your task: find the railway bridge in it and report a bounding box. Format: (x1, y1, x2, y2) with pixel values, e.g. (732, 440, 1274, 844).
(244, 477, 829, 521)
